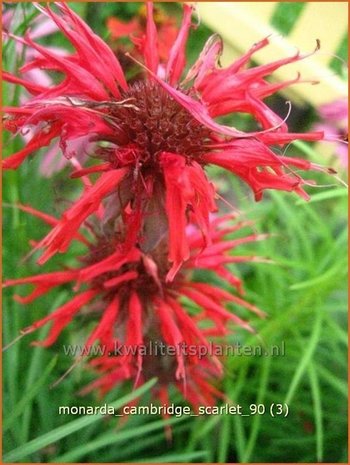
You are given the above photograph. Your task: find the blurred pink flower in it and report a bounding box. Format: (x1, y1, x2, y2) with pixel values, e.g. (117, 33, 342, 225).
(2, 4, 85, 175)
(314, 99, 348, 167)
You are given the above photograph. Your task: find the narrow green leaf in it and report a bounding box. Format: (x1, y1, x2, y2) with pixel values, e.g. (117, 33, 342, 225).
(241, 356, 272, 462)
(54, 416, 186, 462)
(284, 313, 322, 405)
(308, 363, 324, 462)
(3, 378, 157, 462)
(315, 364, 347, 398)
(135, 450, 208, 463)
(4, 357, 57, 431)
(290, 261, 346, 290)
(217, 414, 231, 463)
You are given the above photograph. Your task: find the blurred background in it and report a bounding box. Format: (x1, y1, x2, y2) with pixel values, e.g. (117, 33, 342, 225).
(3, 2, 348, 463)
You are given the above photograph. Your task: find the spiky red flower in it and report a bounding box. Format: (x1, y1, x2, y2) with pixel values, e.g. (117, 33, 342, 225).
(107, 3, 178, 63)
(3, 3, 327, 278)
(4, 204, 265, 407)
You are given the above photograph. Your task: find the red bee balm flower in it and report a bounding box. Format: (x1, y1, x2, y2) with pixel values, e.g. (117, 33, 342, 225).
(3, 3, 327, 278)
(4, 206, 266, 407)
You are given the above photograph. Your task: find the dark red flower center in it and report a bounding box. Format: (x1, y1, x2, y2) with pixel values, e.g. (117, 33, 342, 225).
(109, 80, 212, 164)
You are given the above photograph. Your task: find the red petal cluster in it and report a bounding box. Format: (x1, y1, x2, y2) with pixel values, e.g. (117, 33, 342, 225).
(4, 208, 265, 407)
(3, 3, 325, 274)
(3, 2, 330, 410)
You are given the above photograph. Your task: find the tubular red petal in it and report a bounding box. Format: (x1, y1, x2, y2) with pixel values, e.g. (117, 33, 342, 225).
(258, 131, 324, 145)
(4, 269, 79, 303)
(167, 296, 222, 372)
(3, 124, 61, 170)
(161, 153, 190, 280)
(161, 153, 217, 281)
(22, 32, 110, 100)
(39, 3, 124, 98)
(103, 270, 138, 288)
(127, 292, 143, 384)
(182, 287, 254, 333)
(202, 140, 313, 199)
(145, 2, 159, 74)
(78, 248, 140, 283)
(27, 289, 97, 346)
(186, 162, 217, 243)
(3, 71, 47, 95)
(189, 282, 265, 318)
(70, 163, 112, 179)
(199, 44, 314, 106)
(225, 36, 270, 74)
(36, 169, 128, 264)
(166, 4, 194, 85)
(197, 234, 268, 257)
(15, 203, 59, 227)
(60, 3, 128, 91)
(12, 203, 90, 246)
(85, 295, 120, 348)
(155, 298, 185, 380)
(184, 34, 223, 87)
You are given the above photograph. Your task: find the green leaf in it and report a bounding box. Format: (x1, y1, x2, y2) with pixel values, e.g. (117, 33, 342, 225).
(55, 416, 186, 462)
(241, 355, 272, 462)
(290, 261, 346, 290)
(3, 378, 157, 462)
(284, 313, 322, 405)
(136, 450, 208, 463)
(4, 357, 57, 431)
(308, 363, 324, 462)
